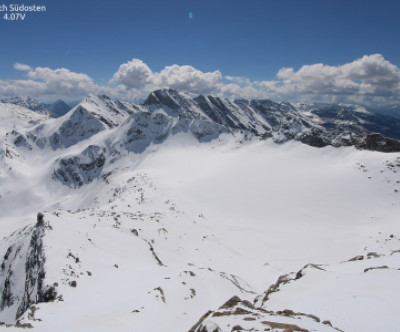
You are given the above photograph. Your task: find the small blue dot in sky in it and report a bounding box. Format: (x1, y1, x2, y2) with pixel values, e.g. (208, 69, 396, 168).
(189, 12, 193, 19)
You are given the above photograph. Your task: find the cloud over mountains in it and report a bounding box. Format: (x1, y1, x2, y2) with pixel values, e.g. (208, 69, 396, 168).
(0, 64, 98, 99)
(110, 59, 222, 94)
(272, 54, 400, 103)
(1, 54, 399, 107)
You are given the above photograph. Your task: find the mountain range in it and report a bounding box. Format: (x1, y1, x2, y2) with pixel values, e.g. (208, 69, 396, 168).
(0, 89, 400, 331)
(0, 96, 71, 118)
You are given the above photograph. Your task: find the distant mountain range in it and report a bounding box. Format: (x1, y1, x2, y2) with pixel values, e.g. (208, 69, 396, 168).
(0, 96, 71, 117)
(370, 104, 400, 119)
(3, 90, 400, 159)
(0, 89, 398, 190)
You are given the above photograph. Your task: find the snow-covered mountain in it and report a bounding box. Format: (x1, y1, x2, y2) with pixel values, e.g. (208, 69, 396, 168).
(0, 96, 50, 114)
(0, 96, 72, 118)
(370, 103, 400, 120)
(46, 100, 71, 117)
(1, 90, 400, 331)
(7, 89, 400, 158)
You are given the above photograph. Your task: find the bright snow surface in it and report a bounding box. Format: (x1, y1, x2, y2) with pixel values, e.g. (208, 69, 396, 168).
(1, 133, 400, 331)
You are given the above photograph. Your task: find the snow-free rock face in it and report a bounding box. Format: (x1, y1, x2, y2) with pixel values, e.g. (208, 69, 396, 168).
(358, 133, 400, 152)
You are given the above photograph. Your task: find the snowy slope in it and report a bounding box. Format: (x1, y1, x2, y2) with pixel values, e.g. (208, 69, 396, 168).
(1, 137, 400, 331)
(258, 251, 400, 332)
(10, 93, 138, 151)
(0, 103, 50, 182)
(0, 96, 72, 118)
(0, 103, 49, 137)
(0, 91, 400, 331)
(0, 97, 50, 114)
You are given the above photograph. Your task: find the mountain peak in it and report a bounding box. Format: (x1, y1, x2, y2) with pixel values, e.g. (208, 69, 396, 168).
(143, 89, 183, 110)
(47, 100, 71, 117)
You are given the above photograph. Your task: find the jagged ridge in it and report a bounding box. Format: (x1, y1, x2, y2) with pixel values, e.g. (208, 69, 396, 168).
(3, 89, 400, 189)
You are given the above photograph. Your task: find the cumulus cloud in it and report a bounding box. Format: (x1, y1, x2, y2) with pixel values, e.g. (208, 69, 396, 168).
(156, 64, 222, 93)
(1, 54, 400, 107)
(0, 79, 46, 97)
(26, 66, 96, 96)
(267, 54, 400, 102)
(218, 82, 261, 100)
(110, 59, 152, 89)
(111, 58, 222, 94)
(0, 64, 99, 100)
(13, 63, 32, 72)
(109, 55, 400, 106)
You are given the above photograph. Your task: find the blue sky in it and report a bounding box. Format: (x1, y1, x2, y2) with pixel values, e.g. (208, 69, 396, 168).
(1, 0, 400, 107)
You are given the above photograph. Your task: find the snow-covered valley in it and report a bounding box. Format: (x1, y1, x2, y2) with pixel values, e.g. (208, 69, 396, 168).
(1, 91, 400, 331)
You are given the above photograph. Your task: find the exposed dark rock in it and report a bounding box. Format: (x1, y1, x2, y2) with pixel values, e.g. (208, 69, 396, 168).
(52, 145, 107, 188)
(36, 213, 44, 226)
(348, 255, 364, 261)
(0, 218, 56, 324)
(188, 310, 213, 332)
(143, 89, 181, 110)
(299, 132, 329, 148)
(188, 294, 341, 332)
(367, 252, 380, 259)
(220, 296, 242, 309)
(364, 265, 389, 273)
(357, 133, 400, 152)
(39, 286, 57, 302)
(256, 263, 325, 307)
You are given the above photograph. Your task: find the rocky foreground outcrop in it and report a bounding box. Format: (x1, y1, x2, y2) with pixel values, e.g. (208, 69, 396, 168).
(0, 214, 56, 325)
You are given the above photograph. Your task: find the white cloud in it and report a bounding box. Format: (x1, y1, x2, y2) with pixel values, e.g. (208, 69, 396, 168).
(1, 55, 400, 107)
(218, 55, 400, 105)
(110, 59, 152, 89)
(26, 66, 96, 96)
(0, 79, 46, 96)
(156, 64, 222, 93)
(111, 59, 222, 94)
(218, 83, 261, 100)
(13, 63, 32, 72)
(0, 64, 99, 100)
(268, 54, 400, 102)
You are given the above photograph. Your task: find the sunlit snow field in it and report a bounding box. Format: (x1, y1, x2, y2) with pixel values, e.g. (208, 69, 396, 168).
(1, 134, 400, 331)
